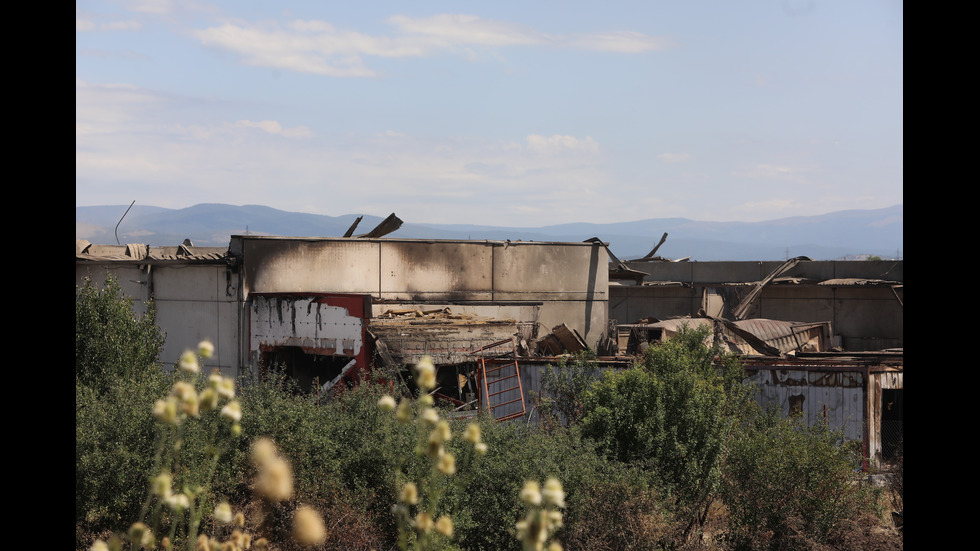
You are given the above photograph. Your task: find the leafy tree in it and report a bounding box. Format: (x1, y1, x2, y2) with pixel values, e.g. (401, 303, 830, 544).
(76, 274, 165, 392)
(579, 324, 750, 540)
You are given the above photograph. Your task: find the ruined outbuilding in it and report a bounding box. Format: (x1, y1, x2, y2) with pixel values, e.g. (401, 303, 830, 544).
(76, 233, 904, 452)
(742, 351, 903, 468)
(76, 235, 610, 398)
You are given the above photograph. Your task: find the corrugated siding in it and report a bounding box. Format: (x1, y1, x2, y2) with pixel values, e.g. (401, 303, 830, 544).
(746, 370, 865, 443)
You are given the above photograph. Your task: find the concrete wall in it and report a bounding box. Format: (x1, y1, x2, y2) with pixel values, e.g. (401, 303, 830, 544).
(233, 237, 609, 348)
(610, 260, 904, 351)
(76, 262, 239, 377)
(623, 259, 904, 284)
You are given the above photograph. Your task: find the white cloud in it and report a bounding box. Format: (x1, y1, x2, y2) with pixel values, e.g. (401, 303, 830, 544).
(128, 0, 175, 15)
(567, 31, 673, 53)
(386, 14, 542, 47)
(76, 80, 619, 224)
(76, 19, 143, 32)
(236, 120, 313, 139)
(656, 152, 693, 163)
(526, 134, 600, 155)
(194, 23, 379, 77)
(102, 20, 143, 31)
(192, 14, 668, 77)
(734, 163, 812, 183)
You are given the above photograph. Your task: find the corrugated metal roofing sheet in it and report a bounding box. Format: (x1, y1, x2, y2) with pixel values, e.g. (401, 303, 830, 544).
(75, 241, 228, 263)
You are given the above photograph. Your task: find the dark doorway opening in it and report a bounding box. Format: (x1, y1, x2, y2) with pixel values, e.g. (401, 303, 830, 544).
(881, 388, 903, 461)
(260, 346, 356, 395)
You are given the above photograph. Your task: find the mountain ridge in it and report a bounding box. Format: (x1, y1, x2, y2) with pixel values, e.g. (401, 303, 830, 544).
(76, 203, 903, 261)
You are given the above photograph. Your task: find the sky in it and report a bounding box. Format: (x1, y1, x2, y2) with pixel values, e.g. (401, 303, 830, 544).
(76, 1, 903, 227)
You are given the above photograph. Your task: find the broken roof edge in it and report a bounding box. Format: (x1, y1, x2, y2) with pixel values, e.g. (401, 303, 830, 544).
(76, 240, 229, 263)
(229, 235, 606, 247)
(611, 278, 900, 287)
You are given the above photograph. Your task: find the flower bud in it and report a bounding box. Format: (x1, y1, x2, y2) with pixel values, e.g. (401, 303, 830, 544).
(199, 387, 219, 412)
(213, 502, 233, 524)
(128, 522, 153, 547)
(543, 477, 565, 508)
(181, 392, 200, 417)
(151, 471, 172, 497)
(520, 480, 542, 505)
(293, 505, 327, 546)
(153, 397, 179, 425)
(217, 377, 236, 400)
(165, 492, 190, 512)
(378, 395, 397, 411)
(463, 423, 481, 443)
(171, 381, 196, 400)
(198, 340, 215, 359)
(221, 400, 242, 422)
(179, 350, 200, 374)
(415, 512, 434, 532)
(256, 457, 293, 502)
(435, 420, 452, 442)
(435, 515, 454, 537)
(415, 357, 436, 391)
(251, 438, 277, 466)
(438, 453, 456, 476)
(420, 408, 439, 425)
(399, 482, 419, 505)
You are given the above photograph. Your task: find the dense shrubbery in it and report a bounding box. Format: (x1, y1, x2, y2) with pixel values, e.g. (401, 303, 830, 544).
(76, 276, 170, 544)
(76, 370, 172, 541)
(721, 411, 884, 551)
(77, 282, 900, 550)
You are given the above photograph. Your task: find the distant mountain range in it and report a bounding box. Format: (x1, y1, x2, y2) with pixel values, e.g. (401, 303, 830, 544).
(75, 203, 903, 261)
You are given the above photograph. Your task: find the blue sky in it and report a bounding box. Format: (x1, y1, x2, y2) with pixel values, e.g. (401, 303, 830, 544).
(76, 1, 903, 226)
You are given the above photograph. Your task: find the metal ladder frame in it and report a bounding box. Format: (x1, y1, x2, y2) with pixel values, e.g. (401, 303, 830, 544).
(469, 338, 526, 422)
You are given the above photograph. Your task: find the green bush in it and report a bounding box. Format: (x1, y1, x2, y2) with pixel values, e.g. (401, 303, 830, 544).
(579, 324, 750, 540)
(534, 353, 601, 428)
(75, 274, 169, 546)
(722, 411, 881, 551)
(232, 374, 411, 547)
(76, 370, 172, 544)
(76, 275, 164, 393)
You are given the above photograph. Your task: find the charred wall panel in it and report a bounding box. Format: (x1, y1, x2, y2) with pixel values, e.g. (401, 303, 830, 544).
(379, 241, 492, 301)
(243, 240, 381, 295)
(833, 287, 904, 341)
(757, 285, 836, 323)
(492, 242, 608, 301)
(608, 285, 694, 324)
(248, 294, 370, 386)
